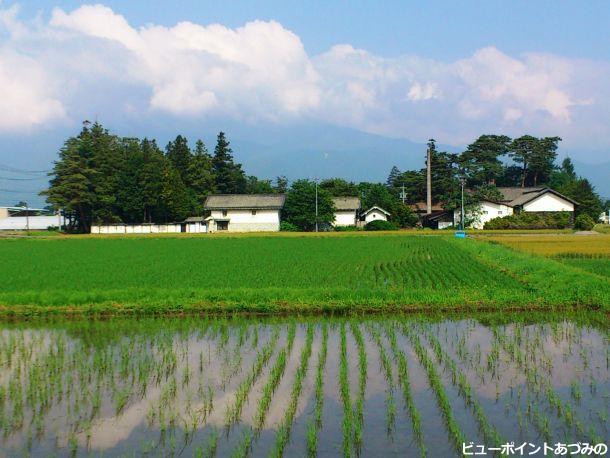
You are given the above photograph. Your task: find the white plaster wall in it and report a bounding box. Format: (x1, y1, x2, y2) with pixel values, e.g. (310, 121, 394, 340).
(226, 222, 279, 232)
(91, 224, 184, 234)
(334, 211, 357, 226)
(0, 209, 8, 218)
(455, 201, 513, 229)
(0, 216, 61, 230)
(186, 223, 207, 233)
(364, 210, 388, 223)
(210, 209, 279, 223)
(523, 193, 574, 212)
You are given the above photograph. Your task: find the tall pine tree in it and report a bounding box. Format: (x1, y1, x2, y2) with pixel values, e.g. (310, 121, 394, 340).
(212, 132, 247, 193)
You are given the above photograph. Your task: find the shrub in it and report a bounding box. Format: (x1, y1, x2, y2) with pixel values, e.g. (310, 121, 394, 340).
(334, 225, 361, 232)
(364, 220, 398, 231)
(574, 214, 595, 231)
(280, 221, 299, 232)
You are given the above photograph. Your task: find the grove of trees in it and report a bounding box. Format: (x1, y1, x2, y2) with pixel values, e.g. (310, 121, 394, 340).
(43, 122, 280, 232)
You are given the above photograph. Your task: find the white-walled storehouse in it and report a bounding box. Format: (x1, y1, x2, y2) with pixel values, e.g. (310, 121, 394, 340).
(361, 206, 390, 224)
(454, 187, 577, 229)
(204, 194, 285, 232)
(332, 197, 361, 226)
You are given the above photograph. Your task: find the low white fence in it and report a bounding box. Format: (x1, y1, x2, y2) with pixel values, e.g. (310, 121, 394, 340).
(91, 223, 207, 234)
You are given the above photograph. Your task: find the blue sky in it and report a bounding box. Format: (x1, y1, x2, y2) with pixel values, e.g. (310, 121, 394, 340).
(1, 1, 610, 205)
(17, 0, 610, 60)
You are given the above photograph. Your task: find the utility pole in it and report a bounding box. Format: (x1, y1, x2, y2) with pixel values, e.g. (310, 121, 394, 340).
(401, 183, 406, 204)
(314, 177, 319, 232)
(25, 201, 30, 235)
(460, 177, 466, 230)
(426, 140, 433, 215)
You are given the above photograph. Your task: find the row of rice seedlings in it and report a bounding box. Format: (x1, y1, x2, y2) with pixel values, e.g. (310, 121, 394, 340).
(306, 323, 328, 458)
(270, 324, 314, 457)
(338, 323, 353, 458)
(366, 324, 396, 437)
(383, 322, 426, 458)
(349, 322, 367, 455)
(195, 427, 219, 458)
(233, 322, 298, 456)
(419, 323, 504, 447)
(256, 321, 298, 432)
(491, 325, 596, 442)
(224, 327, 281, 427)
(401, 324, 465, 452)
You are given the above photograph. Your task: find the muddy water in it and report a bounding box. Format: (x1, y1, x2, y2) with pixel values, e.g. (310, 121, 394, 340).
(0, 313, 606, 457)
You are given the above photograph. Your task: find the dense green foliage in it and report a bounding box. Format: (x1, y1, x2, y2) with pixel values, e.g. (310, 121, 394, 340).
(574, 214, 595, 231)
(282, 180, 335, 231)
(364, 220, 398, 231)
(484, 211, 572, 230)
(549, 158, 602, 219)
(0, 235, 607, 313)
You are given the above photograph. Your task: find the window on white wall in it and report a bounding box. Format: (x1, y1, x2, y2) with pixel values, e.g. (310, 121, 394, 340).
(498, 211, 503, 215)
(252, 210, 257, 215)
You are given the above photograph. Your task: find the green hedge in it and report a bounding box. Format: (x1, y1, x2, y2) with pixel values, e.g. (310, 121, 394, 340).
(483, 211, 572, 230)
(364, 220, 399, 231)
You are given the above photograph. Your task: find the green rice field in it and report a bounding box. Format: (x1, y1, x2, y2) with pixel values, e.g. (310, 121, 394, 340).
(0, 314, 606, 457)
(0, 234, 608, 314)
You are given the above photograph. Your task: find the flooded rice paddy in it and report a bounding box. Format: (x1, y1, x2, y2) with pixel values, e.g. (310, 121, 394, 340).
(0, 314, 607, 457)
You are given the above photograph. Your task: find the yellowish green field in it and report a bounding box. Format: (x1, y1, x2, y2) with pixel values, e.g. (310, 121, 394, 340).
(485, 233, 610, 278)
(484, 233, 610, 256)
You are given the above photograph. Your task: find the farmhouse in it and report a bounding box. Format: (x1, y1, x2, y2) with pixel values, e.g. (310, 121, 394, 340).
(204, 194, 285, 232)
(361, 206, 390, 224)
(332, 197, 361, 226)
(455, 187, 577, 229)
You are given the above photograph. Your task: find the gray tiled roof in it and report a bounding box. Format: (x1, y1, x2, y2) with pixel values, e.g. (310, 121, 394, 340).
(204, 194, 286, 210)
(492, 187, 578, 207)
(495, 187, 546, 203)
(332, 197, 361, 211)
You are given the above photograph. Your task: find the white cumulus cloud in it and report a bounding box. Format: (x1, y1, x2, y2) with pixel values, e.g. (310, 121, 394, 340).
(0, 47, 65, 131)
(0, 3, 609, 154)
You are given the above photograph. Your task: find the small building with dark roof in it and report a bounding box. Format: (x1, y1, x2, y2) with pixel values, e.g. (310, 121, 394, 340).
(332, 197, 361, 226)
(361, 206, 390, 224)
(203, 194, 286, 232)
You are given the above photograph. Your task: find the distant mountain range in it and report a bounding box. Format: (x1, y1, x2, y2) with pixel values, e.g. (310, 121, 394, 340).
(227, 123, 609, 199)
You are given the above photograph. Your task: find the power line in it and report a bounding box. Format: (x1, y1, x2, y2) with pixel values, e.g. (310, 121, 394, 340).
(0, 175, 47, 181)
(0, 163, 51, 174)
(0, 188, 43, 194)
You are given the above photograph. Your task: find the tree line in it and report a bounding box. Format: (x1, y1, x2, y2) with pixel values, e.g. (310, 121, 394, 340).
(385, 136, 604, 221)
(43, 124, 605, 232)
